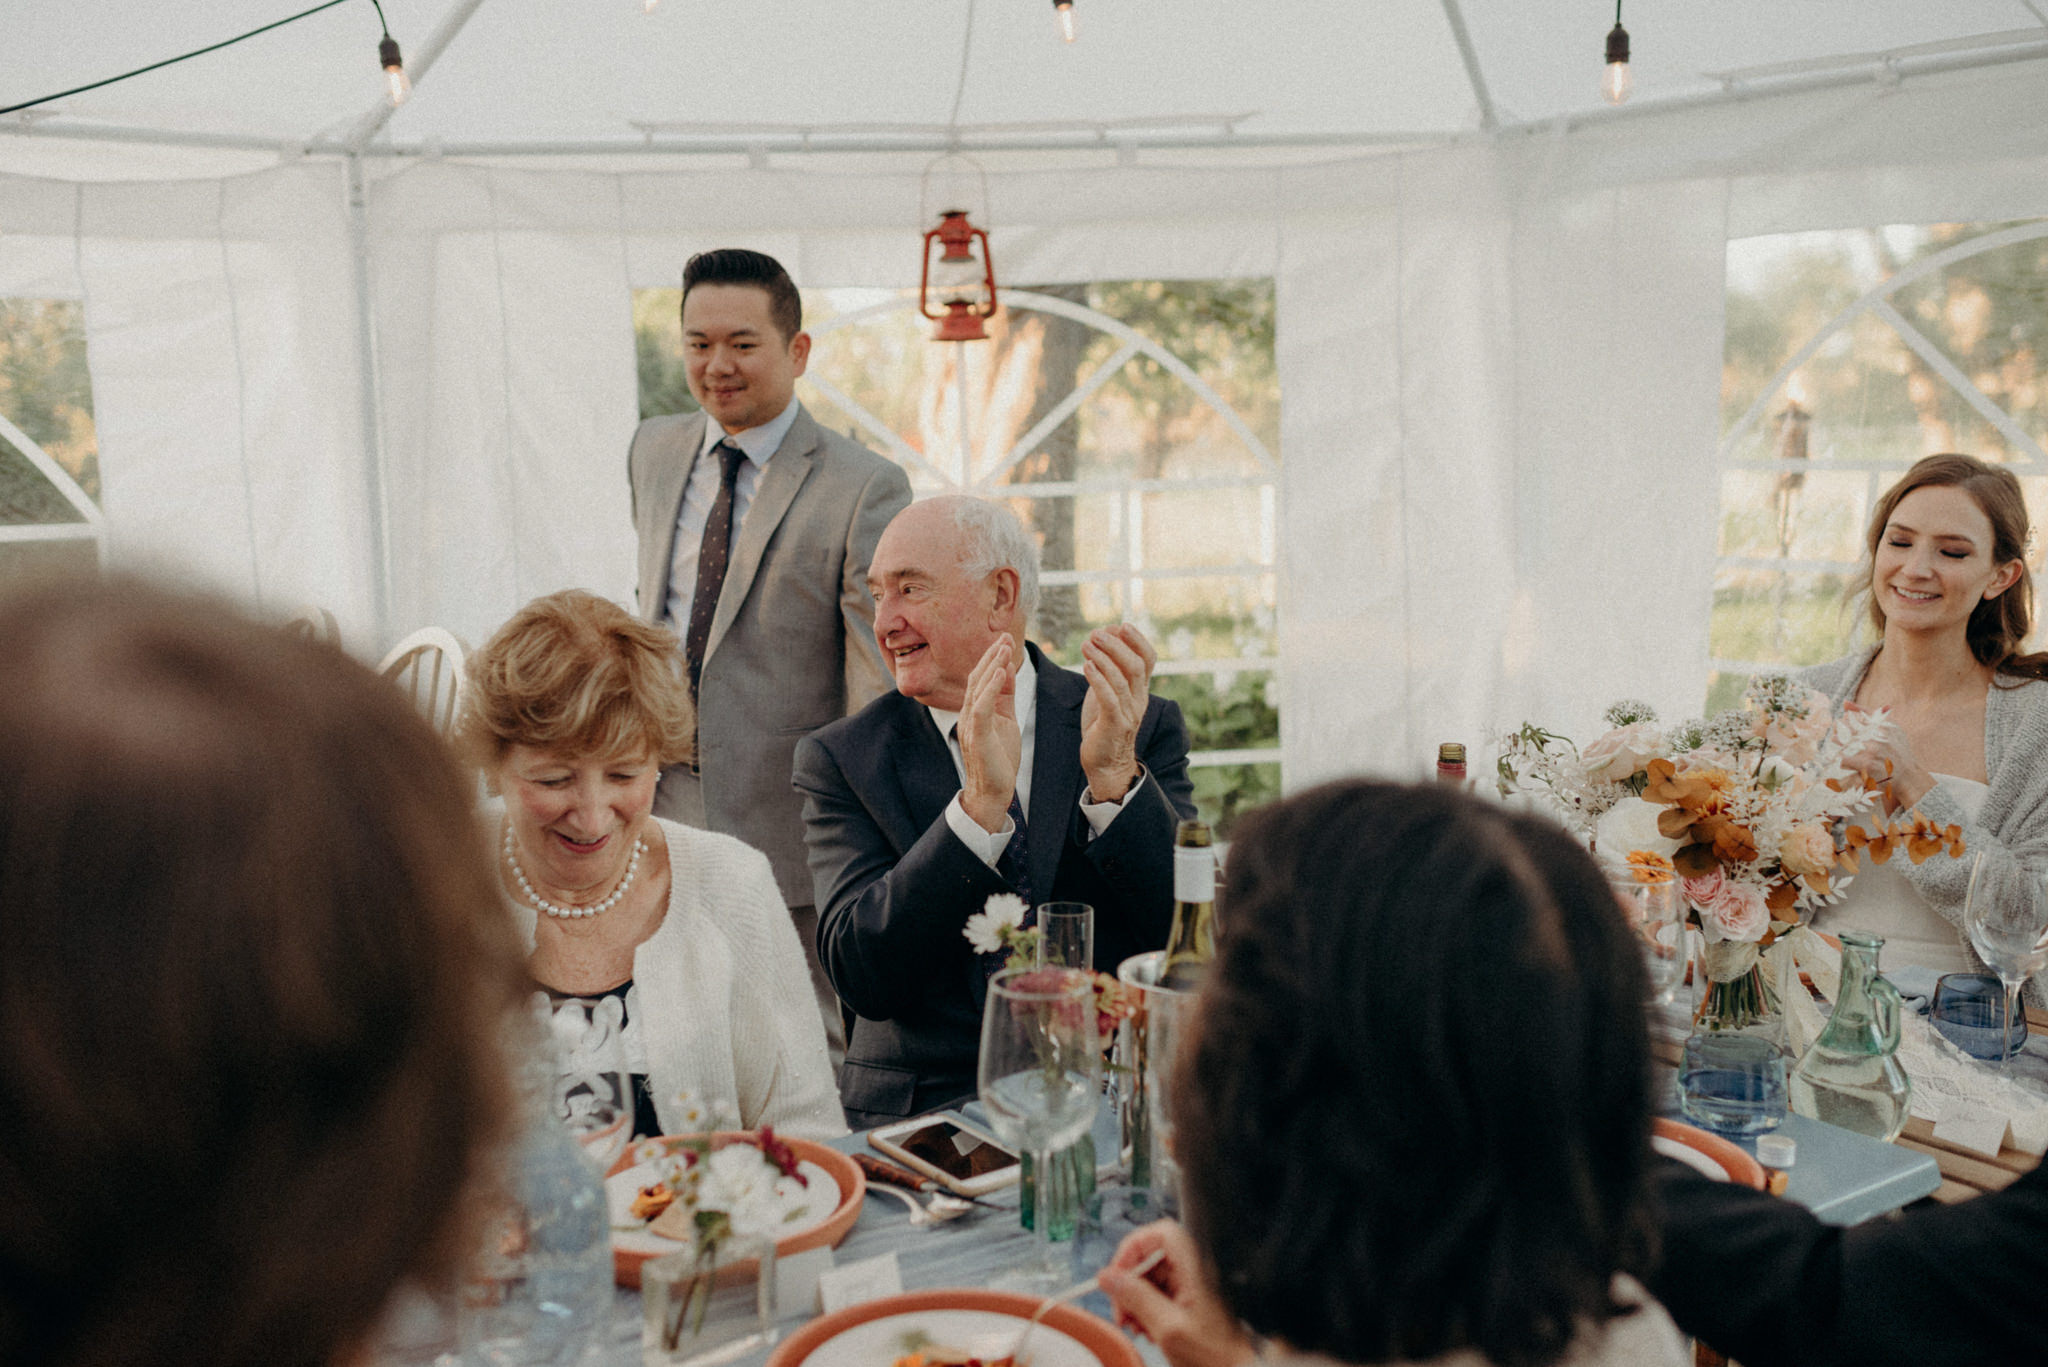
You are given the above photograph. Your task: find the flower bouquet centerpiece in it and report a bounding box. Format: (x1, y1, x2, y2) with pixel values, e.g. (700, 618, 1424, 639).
(1497, 677, 1963, 1035)
(627, 1123, 811, 1351)
(964, 894, 1135, 1237)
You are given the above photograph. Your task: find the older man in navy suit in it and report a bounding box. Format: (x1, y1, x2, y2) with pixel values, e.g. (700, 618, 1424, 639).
(794, 495, 1196, 1127)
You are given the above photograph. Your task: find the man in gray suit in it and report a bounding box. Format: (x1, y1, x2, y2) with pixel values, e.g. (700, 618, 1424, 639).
(629, 249, 911, 1059)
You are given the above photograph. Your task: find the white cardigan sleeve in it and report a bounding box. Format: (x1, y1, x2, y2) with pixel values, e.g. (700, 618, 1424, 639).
(722, 847, 849, 1140)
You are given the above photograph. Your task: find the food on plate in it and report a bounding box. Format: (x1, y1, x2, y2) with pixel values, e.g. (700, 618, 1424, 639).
(892, 1328, 1023, 1367)
(630, 1184, 676, 1221)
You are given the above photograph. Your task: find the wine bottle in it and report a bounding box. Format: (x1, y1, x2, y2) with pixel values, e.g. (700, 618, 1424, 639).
(1159, 818, 1216, 990)
(1436, 741, 1468, 785)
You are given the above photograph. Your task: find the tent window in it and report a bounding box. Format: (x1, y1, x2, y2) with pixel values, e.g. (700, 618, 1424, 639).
(635, 278, 1280, 835)
(1708, 221, 2048, 712)
(0, 298, 100, 583)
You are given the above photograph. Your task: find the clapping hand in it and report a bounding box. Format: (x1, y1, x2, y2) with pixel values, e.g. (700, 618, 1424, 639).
(959, 636, 1023, 834)
(1080, 623, 1154, 803)
(1098, 1221, 1256, 1367)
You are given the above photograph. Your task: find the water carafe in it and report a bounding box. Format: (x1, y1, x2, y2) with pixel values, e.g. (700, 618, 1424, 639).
(1788, 930, 1912, 1141)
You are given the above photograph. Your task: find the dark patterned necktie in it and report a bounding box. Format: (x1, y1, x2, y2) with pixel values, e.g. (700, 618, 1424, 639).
(683, 440, 746, 704)
(997, 790, 1033, 910)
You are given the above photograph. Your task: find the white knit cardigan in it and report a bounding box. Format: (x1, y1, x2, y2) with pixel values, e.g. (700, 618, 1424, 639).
(510, 815, 847, 1141)
(1800, 650, 2048, 993)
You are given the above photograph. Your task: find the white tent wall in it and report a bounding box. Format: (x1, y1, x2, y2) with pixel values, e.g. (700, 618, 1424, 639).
(9, 57, 2048, 787)
(0, 162, 378, 642)
(194, 144, 1721, 784)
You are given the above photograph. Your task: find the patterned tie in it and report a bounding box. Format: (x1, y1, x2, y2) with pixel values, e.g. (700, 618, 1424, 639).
(997, 790, 1033, 912)
(683, 440, 747, 709)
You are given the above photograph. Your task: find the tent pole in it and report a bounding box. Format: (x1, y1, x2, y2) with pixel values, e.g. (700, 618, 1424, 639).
(1438, 0, 1498, 132)
(346, 151, 393, 644)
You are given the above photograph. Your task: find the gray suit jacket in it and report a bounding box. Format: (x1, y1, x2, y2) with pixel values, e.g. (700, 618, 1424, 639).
(630, 403, 912, 905)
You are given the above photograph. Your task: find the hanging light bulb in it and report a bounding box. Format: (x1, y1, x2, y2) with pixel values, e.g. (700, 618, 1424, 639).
(379, 34, 410, 106)
(1601, 2, 1632, 105)
(1053, 0, 1077, 43)
(644, 0, 659, 11)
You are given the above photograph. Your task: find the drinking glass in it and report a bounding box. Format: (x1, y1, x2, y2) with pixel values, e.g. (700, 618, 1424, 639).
(1963, 852, 2048, 1074)
(1036, 902, 1096, 971)
(1931, 970, 2030, 1061)
(543, 992, 636, 1172)
(979, 966, 1101, 1292)
(1679, 1033, 1787, 1136)
(1605, 862, 1687, 1004)
(556, 1065, 633, 1173)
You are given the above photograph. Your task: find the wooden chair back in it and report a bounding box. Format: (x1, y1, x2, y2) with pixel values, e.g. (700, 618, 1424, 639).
(376, 626, 469, 736)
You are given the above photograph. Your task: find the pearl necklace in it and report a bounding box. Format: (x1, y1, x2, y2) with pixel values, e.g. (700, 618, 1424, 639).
(504, 823, 645, 919)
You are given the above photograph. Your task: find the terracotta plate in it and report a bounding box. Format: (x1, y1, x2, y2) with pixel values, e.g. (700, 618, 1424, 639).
(607, 1131, 865, 1289)
(766, 1289, 1142, 1367)
(1652, 1116, 1767, 1190)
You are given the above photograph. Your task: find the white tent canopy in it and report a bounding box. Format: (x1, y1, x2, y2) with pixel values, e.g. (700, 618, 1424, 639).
(5, 1, 2048, 787)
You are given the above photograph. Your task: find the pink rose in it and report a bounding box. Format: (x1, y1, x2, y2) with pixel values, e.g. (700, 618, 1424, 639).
(1582, 721, 1665, 783)
(1686, 868, 1768, 943)
(1776, 822, 1837, 880)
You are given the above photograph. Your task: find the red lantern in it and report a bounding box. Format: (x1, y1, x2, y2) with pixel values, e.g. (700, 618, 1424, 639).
(919, 209, 997, 343)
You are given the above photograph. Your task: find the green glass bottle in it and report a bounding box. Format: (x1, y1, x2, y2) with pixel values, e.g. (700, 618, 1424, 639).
(1788, 931, 1912, 1142)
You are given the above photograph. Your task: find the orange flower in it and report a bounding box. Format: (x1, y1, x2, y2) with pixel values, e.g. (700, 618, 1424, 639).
(1624, 851, 1677, 884)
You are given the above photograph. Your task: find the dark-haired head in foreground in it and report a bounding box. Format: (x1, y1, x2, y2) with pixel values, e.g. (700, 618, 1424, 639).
(0, 578, 525, 1367)
(1173, 780, 1657, 1367)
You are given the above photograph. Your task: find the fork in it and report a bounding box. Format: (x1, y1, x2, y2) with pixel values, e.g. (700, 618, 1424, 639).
(1001, 1246, 1167, 1359)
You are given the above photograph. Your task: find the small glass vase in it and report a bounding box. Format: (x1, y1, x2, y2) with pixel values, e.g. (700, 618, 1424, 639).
(641, 1232, 780, 1367)
(1019, 1131, 1095, 1240)
(1789, 930, 1912, 1142)
(1693, 939, 1782, 1043)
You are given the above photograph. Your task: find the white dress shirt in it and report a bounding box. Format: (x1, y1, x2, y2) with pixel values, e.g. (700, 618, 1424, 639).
(663, 397, 802, 631)
(925, 651, 1146, 868)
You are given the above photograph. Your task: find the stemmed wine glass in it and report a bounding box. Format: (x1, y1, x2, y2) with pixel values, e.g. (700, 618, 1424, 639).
(978, 966, 1101, 1292)
(1962, 851, 2048, 1073)
(1605, 861, 1687, 1006)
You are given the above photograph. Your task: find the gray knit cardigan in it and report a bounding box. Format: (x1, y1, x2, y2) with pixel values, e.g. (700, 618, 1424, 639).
(1798, 650, 2048, 989)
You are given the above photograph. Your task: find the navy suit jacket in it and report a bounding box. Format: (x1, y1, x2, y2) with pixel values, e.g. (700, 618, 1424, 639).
(793, 643, 1196, 1122)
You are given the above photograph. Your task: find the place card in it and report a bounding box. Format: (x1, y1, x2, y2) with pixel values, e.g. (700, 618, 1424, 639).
(817, 1251, 903, 1314)
(1932, 1103, 2011, 1159)
(776, 1246, 836, 1315)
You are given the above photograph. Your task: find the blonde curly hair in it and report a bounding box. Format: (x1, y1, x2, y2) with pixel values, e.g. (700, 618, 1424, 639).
(461, 589, 694, 775)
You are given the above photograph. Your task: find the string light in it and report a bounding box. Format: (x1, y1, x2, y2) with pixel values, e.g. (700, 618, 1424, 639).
(645, 0, 660, 11)
(1053, 0, 1077, 44)
(1602, 0, 1632, 105)
(370, 0, 409, 105)
(0, 0, 356, 119)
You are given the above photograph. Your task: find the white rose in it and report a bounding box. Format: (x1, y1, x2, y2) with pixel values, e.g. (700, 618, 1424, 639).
(1757, 755, 1797, 789)
(1594, 796, 1681, 862)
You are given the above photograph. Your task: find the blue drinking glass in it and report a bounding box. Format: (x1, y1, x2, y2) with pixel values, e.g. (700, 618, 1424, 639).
(1931, 971, 2029, 1061)
(1679, 1033, 1788, 1136)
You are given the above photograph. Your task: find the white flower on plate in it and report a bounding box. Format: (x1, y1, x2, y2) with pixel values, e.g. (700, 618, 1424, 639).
(964, 892, 1029, 954)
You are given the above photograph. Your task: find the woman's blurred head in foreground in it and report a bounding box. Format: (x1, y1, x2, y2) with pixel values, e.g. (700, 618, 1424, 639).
(0, 577, 524, 1367)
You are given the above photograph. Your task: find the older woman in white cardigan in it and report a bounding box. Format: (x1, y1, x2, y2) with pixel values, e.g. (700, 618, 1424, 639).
(463, 590, 845, 1140)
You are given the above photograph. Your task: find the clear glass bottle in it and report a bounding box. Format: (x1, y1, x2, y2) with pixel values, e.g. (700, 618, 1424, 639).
(1158, 819, 1216, 991)
(460, 1008, 614, 1366)
(1788, 931, 1913, 1142)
